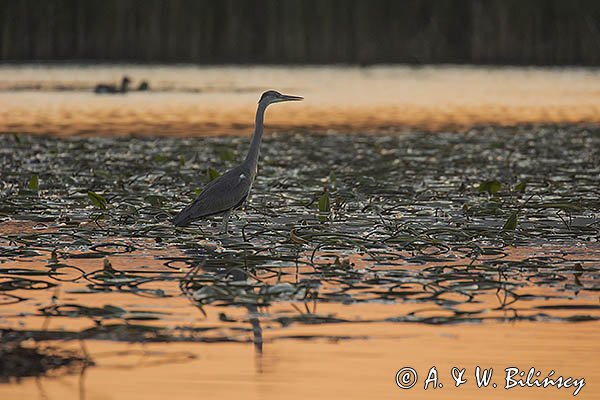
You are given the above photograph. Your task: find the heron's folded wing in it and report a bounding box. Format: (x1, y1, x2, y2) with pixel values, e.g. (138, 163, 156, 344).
(173, 169, 251, 226)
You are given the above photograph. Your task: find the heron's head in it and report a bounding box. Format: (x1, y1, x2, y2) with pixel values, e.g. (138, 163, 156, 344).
(259, 90, 303, 105)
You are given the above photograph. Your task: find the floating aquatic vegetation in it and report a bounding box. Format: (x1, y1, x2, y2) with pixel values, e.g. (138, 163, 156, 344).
(87, 191, 108, 210)
(27, 175, 39, 192)
(0, 342, 91, 382)
(0, 125, 598, 349)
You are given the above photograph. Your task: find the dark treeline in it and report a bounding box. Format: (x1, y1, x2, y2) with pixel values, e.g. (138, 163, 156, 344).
(1, 0, 599, 65)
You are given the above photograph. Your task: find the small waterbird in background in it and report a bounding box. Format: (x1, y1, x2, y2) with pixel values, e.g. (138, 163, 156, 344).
(137, 80, 150, 91)
(94, 76, 130, 94)
(94, 76, 150, 94)
(173, 90, 303, 233)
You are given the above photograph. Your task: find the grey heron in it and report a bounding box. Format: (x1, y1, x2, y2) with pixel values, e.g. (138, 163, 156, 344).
(173, 90, 303, 232)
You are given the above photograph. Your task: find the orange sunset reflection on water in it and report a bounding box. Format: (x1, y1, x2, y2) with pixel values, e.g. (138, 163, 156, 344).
(0, 220, 598, 399)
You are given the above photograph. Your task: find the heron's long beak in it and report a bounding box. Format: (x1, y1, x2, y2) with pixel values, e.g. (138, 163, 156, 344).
(280, 94, 303, 102)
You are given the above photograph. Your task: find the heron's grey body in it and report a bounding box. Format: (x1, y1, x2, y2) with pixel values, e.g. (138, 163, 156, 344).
(173, 90, 302, 231)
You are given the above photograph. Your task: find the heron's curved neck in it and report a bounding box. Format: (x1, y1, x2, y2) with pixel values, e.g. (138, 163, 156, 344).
(245, 102, 268, 168)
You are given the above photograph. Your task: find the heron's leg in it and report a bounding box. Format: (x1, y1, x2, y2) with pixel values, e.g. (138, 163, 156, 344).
(221, 209, 232, 234)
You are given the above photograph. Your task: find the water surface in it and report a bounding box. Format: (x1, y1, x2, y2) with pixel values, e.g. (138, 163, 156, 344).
(0, 126, 599, 398)
(0, 65, 599, 135)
